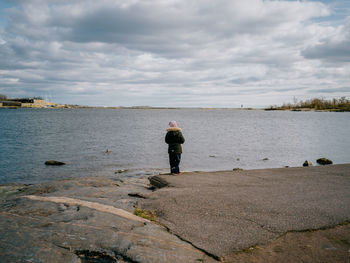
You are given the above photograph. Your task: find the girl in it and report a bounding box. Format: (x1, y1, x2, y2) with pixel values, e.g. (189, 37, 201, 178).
(165, 121, 185, 174)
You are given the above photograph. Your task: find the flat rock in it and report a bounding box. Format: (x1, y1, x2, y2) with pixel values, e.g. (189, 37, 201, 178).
(140, 164, 350, 259)
(0, 176, 217, 263)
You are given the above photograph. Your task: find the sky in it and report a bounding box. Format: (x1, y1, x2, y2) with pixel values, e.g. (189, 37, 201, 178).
(0, 0, 349, 107)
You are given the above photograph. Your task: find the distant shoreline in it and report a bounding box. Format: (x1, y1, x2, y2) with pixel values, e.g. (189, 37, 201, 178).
(1, 99, 349, 111)
(1, 105, 349, 111)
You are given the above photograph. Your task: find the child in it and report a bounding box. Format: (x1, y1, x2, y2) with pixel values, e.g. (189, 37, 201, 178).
(165, 121, 185, 174)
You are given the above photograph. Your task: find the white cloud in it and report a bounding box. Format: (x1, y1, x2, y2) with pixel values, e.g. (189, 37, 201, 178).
(0, 0, 349, 107)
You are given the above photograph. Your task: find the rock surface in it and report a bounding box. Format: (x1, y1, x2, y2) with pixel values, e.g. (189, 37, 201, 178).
(1, 165, 349, 262)
(141, 164, 350, 260)
(0, 176, 217, 263)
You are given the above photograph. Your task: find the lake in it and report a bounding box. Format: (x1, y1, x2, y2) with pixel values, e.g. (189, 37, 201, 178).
(0, 108, 349, 184)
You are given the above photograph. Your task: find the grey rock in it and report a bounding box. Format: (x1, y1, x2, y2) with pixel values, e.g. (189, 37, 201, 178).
(0, 176, 217, 263)
(140, 164, 350, 259)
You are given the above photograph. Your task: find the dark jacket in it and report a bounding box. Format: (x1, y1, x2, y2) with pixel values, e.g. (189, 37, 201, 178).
(165, 127, 185, 154)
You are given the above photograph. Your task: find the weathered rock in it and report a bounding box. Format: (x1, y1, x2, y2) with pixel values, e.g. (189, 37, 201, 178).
(303, 160, 312, 167)
(45, 160, 65, 165)
(317, 158, 333, 165)
(0, 176, 217, 263)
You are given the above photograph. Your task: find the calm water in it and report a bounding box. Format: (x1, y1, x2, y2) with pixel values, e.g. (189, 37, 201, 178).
(0, 108, 349, 184)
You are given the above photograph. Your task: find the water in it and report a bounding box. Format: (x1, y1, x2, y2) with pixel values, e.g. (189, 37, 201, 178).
(0, 108, 349, 184)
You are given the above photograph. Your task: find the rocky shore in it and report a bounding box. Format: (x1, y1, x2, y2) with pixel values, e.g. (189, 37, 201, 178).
(1, 164, 349, 262)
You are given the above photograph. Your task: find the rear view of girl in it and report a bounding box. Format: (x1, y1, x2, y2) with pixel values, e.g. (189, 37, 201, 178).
(165, 121, 185, 175)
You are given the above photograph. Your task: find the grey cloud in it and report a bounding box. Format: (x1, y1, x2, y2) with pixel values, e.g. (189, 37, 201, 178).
(6, 0, 326, 57)
(230, 77, 261, 84)
(308, 87, 350, 93)
(0, 0, 349, 107)
(302, 17, 350, 62)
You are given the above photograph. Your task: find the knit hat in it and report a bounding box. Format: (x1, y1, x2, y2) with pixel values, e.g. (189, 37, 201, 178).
(169, 121, 178, 127)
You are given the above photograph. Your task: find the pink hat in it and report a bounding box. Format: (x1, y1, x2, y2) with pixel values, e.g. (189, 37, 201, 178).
(169, 121, 178, 127)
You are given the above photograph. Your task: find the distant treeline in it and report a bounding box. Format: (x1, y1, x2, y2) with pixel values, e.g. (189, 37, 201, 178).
(266, 97, 350, 112)
(0, 94, 8, 100)
(0, 94, 43, 101)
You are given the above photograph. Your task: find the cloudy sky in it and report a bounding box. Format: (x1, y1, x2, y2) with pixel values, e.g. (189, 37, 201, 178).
(0, 0, 349, 107)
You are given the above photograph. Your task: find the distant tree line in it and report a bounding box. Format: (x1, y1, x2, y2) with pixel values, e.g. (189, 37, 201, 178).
(267, 97, 350, 111)
(0, 94, 44, 101)
(0, 94, 8, 100)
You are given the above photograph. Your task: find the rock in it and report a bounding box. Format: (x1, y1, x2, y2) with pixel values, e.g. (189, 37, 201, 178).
(149, 176, 169, 188)
(209, 155, 216, 158)
(303, 160, 312, 167)
(232, 168, 243, 171)
(0, 178, 216, 263)
(115, 169, 128, 174)
(236, 158, 240, 161)
(317, 158, 333, 165)
(45, 160, 65, 166)
(263, 158, 269, 161)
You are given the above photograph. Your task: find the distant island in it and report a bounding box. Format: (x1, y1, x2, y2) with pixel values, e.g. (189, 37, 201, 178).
(265, 97, 350, 112)
(0, 95, 80, 109)
(0, 94, 189, 109)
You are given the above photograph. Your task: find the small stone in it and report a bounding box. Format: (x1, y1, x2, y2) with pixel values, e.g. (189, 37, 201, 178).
(58, 204, 67, 212)
(303, 160, 312, 167)
(149, 176, 169, 188)
(233, 168, 243, 171)
(317, 158, 333, 165)
(236, 158, 240, 161)
(263, 158, 269, 161)
(209, 155, 216, 158)
(115, 169, 127, 174)
(45, 160, 65, 166)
